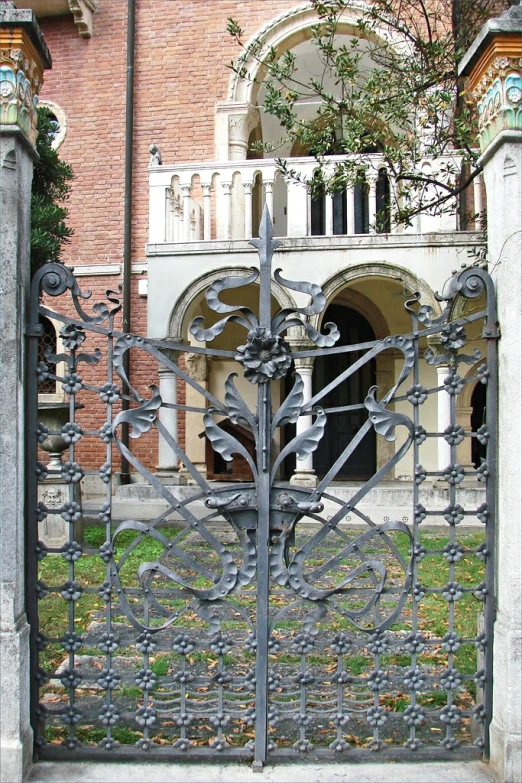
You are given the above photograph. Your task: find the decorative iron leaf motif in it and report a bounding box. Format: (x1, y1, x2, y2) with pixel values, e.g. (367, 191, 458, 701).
(365, 387, 414, 441)
(271, 269, 340, 347)
(205, 270, 259, 316)
(293, 408, 326, 460)
(203, 409, 257, 477)
(224, 374, 256, 430)
(189, 313, 252, 343)
(271, 373, 303, 433)
(271, 408, 326, 479)
(188, 270, 259, 342)
(112, 387, 162, 439)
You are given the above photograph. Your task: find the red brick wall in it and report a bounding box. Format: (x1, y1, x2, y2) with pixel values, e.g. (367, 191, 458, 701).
(36, 1, 291, 472)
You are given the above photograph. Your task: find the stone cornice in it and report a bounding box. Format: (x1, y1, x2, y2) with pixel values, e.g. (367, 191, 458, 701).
(459, 4, 522, 80)
(0, 5, 51, 68)
(459, 6, 522, 154)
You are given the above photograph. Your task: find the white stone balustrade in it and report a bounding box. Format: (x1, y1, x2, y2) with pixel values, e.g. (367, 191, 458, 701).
(148, 154, 482, 244)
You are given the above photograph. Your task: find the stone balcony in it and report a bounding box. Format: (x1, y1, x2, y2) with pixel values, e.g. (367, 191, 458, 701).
(148, 154, 484, 246)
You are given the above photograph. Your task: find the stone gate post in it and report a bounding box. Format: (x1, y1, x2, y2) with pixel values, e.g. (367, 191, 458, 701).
(0, 6, 51, 782)
(460, 6, 522, 783)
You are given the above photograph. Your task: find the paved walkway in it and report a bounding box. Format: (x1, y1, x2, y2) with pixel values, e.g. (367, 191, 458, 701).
(29, 760, 496, 783)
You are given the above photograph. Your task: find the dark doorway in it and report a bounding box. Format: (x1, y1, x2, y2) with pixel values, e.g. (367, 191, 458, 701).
(313, 304, 376, 480)
(471, 381, 487, 468)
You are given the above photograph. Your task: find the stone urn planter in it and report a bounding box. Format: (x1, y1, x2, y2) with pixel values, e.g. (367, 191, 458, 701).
(38, 402, 84, 547)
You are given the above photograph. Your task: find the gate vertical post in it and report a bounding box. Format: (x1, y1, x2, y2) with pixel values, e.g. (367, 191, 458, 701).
(0, 7, 51, 782)
(460, 8, 522, 782)
(252, 207, 280, 770)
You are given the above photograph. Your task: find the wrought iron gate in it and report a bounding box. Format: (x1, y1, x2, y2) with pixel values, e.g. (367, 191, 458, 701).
(26, 208, 497, 767)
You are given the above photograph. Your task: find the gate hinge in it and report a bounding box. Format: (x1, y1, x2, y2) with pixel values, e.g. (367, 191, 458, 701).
(482, 324, 500, 339)
(25, 323, 44, 336)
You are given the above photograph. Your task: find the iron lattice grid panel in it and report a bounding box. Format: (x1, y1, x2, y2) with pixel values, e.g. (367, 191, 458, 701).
(26, 212, 497, 766)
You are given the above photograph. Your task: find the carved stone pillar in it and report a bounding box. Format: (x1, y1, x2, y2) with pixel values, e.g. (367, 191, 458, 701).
(289, 356, 318, 488)
(459, 10, 522, 781)
(0, 7, 51, 781)
(180, 352, 210, 481)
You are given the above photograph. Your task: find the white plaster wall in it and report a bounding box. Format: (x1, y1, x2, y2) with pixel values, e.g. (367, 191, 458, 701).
(147, 234, 481, 340)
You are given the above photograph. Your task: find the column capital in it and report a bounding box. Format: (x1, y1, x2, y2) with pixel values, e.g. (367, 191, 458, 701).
(158, 340, 182, 369)
(288, 339, 317, 370)
(459, 4, 522, 154)
(226, 103, 259, 160)
(0, 5, 52, 147)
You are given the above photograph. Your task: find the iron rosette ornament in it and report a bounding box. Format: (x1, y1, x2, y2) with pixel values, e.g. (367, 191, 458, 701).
(235, 326, 292, 384)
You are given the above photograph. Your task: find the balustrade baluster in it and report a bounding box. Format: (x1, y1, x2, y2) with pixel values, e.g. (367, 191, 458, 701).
(181, 184, 192, 242)
(243, 181, 253, 239)
(202, 184, 212, 240)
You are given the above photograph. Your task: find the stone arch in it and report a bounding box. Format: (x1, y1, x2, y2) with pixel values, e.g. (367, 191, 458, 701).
(310, 262, 441, 333)
(327, 287, 389, 340)
(218, 2, 402, 161)
(227, 1, 394, 106)
(168, 266, 297, 339)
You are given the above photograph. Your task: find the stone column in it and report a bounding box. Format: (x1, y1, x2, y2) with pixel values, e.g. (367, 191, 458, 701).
(289, 358, 318, 488)
(346, 185, 355, 235)
(222, 181, 232, 240)
(459, 9, 522, 782)
(227, 104, 259, 161)
(264, 179, 274, 222)
(180, 352, 210, 481)
(324, 192, 334, 235)
(0, 7, 51, 782)
(367, 171, 378, 234)
(436, 365, 452, 471)
(156, 346, 185, 484)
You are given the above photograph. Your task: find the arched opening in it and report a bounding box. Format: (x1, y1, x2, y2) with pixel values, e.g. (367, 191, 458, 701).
(471, 381, 487, 468)
(313, 304, 376, 479)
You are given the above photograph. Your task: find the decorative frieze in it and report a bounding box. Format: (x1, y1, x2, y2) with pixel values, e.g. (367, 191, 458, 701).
(474, 57, 522, 152)
(0, 9, 51, 145)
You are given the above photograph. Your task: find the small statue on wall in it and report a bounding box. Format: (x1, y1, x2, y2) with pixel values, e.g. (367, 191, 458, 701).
(149, 144, 162, 166)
